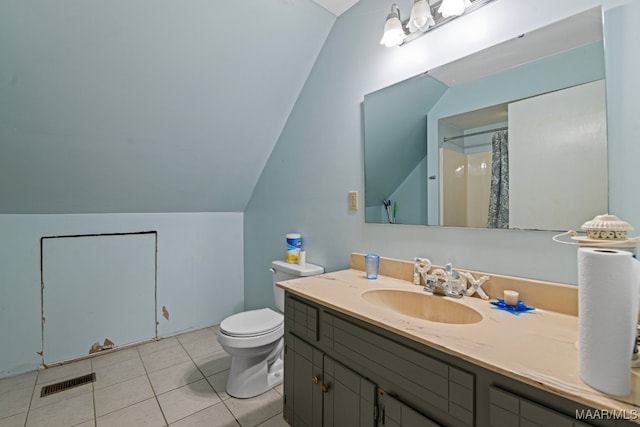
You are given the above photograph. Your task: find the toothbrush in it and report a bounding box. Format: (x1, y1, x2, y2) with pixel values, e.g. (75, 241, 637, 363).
(383, 199, 393, 224)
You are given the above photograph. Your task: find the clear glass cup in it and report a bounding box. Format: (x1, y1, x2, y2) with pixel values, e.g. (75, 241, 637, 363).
(365, 254, 380, 279)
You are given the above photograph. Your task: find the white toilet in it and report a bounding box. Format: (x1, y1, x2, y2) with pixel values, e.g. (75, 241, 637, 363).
(217, 260, 324, 398)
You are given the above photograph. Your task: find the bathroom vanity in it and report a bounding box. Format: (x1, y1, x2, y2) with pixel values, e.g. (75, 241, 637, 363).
(277, 255, 640, 427)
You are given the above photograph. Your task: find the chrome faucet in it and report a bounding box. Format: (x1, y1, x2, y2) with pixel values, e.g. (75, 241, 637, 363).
(423, 262, 466, 298)
(423, 277, 448, 296)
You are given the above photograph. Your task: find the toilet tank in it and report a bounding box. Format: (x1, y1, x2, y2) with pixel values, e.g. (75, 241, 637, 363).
(271, 260, 324, 311)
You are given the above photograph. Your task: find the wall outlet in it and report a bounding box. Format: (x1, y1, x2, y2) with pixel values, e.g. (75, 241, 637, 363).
(348, 191, 358, 210)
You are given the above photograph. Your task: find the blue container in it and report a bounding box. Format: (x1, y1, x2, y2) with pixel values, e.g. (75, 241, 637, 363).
(286, 233, 302, 263)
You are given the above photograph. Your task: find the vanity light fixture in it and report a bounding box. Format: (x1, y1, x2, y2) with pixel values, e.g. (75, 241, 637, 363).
(380, 0, 494, 47)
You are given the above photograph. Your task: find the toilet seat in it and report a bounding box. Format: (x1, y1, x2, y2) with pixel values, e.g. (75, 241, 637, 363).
(220, 308, 283, 337)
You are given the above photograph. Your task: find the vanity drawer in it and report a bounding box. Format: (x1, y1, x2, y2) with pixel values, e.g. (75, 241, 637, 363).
(489, 385, 583, 427)
(381, 391, 441, 427)
(449, 367, 474, 425)
(286, 295, 319, 342)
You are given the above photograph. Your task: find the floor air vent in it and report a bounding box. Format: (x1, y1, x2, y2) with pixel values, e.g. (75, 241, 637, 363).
(40, 373, 96, 397)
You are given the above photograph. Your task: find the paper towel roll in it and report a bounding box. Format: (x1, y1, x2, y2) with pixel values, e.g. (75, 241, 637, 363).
(578, 248, 640, 396)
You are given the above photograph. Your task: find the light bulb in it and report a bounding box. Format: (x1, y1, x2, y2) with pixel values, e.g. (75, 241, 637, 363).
(408, 0, 435, 33)
(380, 7, 406, 47)
(438, 0, 472, 18)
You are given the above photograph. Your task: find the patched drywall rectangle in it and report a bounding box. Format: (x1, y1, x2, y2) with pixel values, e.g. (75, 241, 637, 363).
(41, 232, 157, 365)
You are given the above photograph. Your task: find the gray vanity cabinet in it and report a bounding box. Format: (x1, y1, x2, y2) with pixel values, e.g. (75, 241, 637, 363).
(283, 292, 627, 427)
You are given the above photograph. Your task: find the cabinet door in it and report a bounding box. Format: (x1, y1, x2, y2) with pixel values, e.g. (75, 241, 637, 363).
(323, 356, 377, 427)
(327, 313, 475, 424)
(378, 390, 441, 427)
(284, 334, 323, 427)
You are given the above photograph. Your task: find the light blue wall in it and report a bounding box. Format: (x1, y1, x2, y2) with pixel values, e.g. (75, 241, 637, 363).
(244, 0, 640, 310)
(388, 157, 428, 225)
(0, 213, 243, 377)
(0, 0, 333, 379)
(0, 0, 334, 214)
(366, 157, 429, 225)
(363, 73, 446, 217)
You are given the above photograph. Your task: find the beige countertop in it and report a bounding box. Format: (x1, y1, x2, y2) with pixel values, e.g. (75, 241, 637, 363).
(277, 268, 640, 420)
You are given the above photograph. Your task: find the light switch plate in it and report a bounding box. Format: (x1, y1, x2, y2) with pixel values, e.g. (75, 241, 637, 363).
(348, 191, 358, 210)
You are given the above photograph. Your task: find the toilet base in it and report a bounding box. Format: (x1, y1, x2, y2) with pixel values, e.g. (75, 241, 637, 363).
(225, 338, 284, 398)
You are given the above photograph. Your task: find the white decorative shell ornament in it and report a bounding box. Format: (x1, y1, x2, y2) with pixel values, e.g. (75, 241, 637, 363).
(580, 214, 634, 240)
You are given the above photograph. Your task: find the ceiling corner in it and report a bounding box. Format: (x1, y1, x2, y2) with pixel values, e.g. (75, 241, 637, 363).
(312, 0, 360, 16)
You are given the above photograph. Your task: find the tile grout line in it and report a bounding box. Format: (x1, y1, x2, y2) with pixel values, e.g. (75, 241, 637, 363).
(2, 326, 252, 427)
(0, 380, 33, 414)
(87, 346, 170, 424)
(135, 345, 170, 427)
(200, 325, 286, 427)
(22, 370, 40, 427)
(177, 329, 246, 427)
(89, 353, 150, 422)
(93, 334, 219, 425)
(176, 332, 237, 425)
(90, 358, 97, 427)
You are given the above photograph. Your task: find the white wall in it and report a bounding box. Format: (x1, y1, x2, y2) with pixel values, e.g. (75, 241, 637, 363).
(0, 213, 244, 377)
(441, 149, 467, 227)
(509, 80, 608, 230)
(440, 149, 491, 227)
(466, 151, 492, 228)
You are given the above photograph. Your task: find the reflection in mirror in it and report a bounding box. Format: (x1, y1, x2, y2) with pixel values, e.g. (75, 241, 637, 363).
(363, 74, 446, 225)
(363, 7, 608, 231)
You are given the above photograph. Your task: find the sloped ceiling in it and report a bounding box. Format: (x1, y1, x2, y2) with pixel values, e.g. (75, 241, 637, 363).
(0, 0, 335, 213)
(313, 0, 360, 15)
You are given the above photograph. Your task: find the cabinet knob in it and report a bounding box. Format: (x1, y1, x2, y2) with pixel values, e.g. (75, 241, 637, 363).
(322, 383, 329, 393)
(312, 376, 319, 384)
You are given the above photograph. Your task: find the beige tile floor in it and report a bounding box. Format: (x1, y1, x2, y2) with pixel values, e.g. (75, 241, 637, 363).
(0, 326, 288, 427)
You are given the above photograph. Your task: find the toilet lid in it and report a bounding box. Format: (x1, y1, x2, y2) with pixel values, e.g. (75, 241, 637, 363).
(220, 308, 283, 337)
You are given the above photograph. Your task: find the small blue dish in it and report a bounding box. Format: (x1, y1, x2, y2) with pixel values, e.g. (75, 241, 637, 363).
(490, 298, 535, 315)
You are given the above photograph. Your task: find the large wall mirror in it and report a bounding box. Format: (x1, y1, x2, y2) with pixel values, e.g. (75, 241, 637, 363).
(363, 7, 608, 231)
